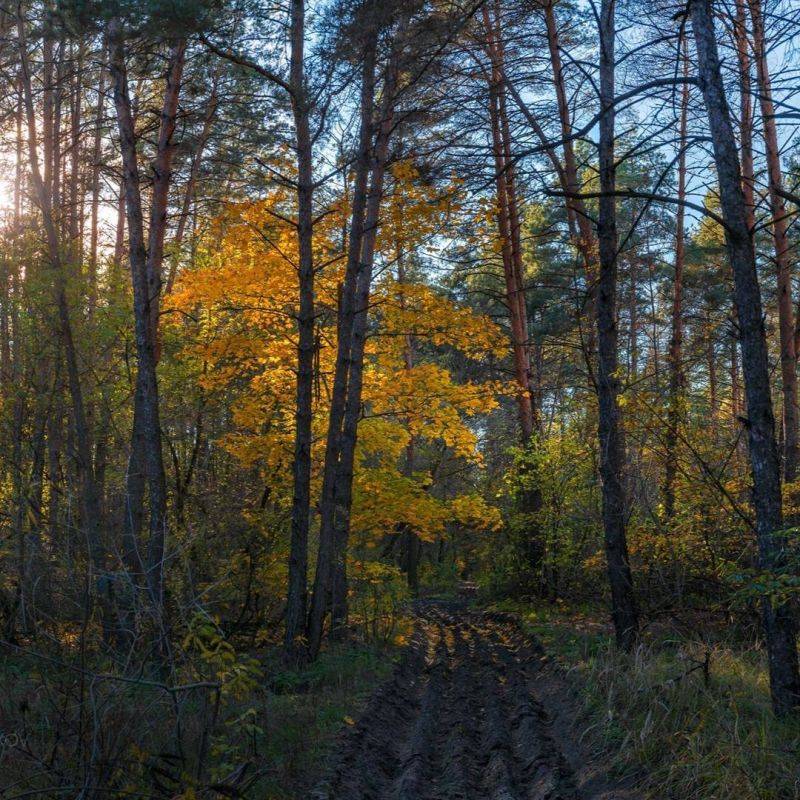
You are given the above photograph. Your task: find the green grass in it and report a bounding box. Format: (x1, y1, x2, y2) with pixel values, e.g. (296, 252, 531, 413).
(491, 600, 800, 800)
(257, 643, 396, 798)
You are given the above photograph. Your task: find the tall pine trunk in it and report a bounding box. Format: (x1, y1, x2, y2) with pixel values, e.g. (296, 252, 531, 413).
(748, 0, 798, 482)
(596, 0, 638, 651)
(690, 0, 800, 715)
(88, 56, 105, 317)
(164, 75, 220, 295)
(664, 41, 690, 522)
(483, 2, 545, 581)
(328, 98, 394, 627)
(544, 0, 598, 372)
(284, 0, 317, 655)
(17, 5, 107, 613)
(733, 0, 756, 232)
(107, 20, 181, 628)
(483, 4, 534, 442)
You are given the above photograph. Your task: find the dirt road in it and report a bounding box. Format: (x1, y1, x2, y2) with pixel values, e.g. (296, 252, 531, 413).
(313, 603, 633, 800)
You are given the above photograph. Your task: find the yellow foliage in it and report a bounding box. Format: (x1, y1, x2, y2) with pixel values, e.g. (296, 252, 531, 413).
(168, 174, 505, 551)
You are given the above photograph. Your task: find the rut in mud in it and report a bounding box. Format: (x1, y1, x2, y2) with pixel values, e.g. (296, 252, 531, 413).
(313, 603, 624, 800)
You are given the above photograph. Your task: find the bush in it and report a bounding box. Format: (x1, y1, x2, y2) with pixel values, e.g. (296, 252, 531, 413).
(348, 561, 411, 645)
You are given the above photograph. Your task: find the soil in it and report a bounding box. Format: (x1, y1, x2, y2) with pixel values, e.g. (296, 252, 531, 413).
(312, 602, 640, 800)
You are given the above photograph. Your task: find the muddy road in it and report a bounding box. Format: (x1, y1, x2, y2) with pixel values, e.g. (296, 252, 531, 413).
(313, 603, 633, 800)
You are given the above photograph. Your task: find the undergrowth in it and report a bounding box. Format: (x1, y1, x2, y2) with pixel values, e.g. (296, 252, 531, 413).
(493, 600, 800, 800)
(0, 639, 396, 800)
(259, 644, 396, 797)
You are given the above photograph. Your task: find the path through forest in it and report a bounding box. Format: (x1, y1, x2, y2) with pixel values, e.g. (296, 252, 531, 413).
(313, 603, 636, 800)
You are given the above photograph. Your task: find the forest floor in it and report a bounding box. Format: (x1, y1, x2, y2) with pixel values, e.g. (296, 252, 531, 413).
(311, 601, 638, 800)
(504, 601, 800, 799)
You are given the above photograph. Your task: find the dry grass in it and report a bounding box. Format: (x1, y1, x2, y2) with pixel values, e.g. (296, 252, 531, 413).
(497, 602, 800, 800)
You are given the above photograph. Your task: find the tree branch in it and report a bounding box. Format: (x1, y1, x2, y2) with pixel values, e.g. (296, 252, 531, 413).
(198, 33, 293, 97)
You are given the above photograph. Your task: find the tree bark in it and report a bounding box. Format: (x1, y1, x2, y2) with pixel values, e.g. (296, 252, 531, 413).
(663, 42, 690, 522)
(306, 28, 379, 657)
(67, 40, 83, 264)
(731, 333, 741, 426)
(747, 0, 798, 481)
(17, 5, 107, 596)
(328, 96, 394, 631)
(164, 74, 220, 294)
(731, 0, 751, 455)
(690, 0, 800, 715)
(596, 0, 638, 651)
(284, 0, 317, 656)
(112, 176, 127, 296)
(733, 0, 756, 232)
(107, 20, 181, 623)
(707, 311, 719, 442)
(493, 1, 529, 379)
(484, 1, 546, 581)
(89, 52, 106, 316)
(146, 38, 186, 361)
(482, 4, 535, 442)
(392, 193, 421, 595)
(543, 0, 598, 373)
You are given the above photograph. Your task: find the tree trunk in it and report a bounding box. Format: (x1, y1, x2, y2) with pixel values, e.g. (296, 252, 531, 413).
(306, 30, 379, 657)
(88, 54, 106, 316)
(748, 0, 798, 482)
(10, 362, 26, 636)
(690, 0, 800, 715)
(328, 107, 395, 630)
(17, 6, 107, 606)
(284, 0, 317, 656)
(733, 0, 756, 232)
(68, 40, 83, 264)
(14, 69, 22, 223)
(143, 40, 185, 614)
(113, 177, 126, 284)
(394, 202, 420, 595)
(707, 311, 718, 442)
(628, 258, 638, 379)
(483, 5, 534, 442)
(146, 39, 185, 361)
(47, 377, 63, 549)
(596, 0, 638, 651)
(107, 19, 181, 625)
(493, 1, 529, 384)
(544, 0, 598, 373)
(164, 75, 220, 294)
(731, 333, 741, 426)
(664, 43, 689, 522)
(484, 1, 545, 580)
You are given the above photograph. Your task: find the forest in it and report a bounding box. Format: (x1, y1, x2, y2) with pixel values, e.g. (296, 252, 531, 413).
(0, 0, 799, 797)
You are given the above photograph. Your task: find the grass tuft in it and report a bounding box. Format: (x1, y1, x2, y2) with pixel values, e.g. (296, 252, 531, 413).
(496, 601, 800, 800)
(259, 642, 396, 797)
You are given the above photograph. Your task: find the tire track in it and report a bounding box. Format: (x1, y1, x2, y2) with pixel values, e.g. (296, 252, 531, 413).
(313, 604, 600, 800)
